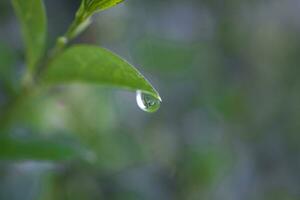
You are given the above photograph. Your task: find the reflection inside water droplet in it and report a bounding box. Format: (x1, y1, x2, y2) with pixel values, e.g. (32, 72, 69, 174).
(136, 90, 161, 113)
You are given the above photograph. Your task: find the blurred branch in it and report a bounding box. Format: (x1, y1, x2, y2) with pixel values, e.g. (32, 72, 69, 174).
(0, 89, 29, 132)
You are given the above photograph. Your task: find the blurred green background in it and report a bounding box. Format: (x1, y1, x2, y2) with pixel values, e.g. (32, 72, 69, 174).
(1, 0, 300, 199)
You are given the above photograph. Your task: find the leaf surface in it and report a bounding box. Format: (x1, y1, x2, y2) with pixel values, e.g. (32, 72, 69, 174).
(83, 0, 124, 13)
(42, 45, 160, 99)
(12, 0, 47, 70)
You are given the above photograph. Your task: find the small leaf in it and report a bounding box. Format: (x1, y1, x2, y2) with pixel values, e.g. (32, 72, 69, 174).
(41, 45, 160, 99)
(83, 0, 124, 14)
(11, 0, 47, 70)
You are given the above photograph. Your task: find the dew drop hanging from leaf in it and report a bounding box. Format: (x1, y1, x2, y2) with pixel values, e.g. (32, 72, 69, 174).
(42, 45, 162, 113)
(136, 90, 161, 113)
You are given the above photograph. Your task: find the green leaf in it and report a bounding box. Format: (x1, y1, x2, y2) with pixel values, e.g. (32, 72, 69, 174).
(0, 136, 79, 161)
(83, 0, 124, 14)
(41, 45, 161, 100)
(11, 0, 47, 70)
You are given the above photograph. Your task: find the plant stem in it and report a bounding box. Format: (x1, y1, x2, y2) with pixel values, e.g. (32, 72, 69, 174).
(37, 10, 90, 79)
(0, 7, 91, 131)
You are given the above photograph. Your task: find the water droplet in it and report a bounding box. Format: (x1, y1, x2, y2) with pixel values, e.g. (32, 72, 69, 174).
(136, 90, 161, 113)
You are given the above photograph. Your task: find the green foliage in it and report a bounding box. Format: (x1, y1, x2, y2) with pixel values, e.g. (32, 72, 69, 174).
(11, 0, 47, 70)
(7, 0, 159, 116)
(42, 45, 160, 99)
(1, 1, 299, 199)
(64, 0, 124, 40)
(0, 0, 160, 161)
(0, 135, 79, 161)
(82, 0, 125, 14)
